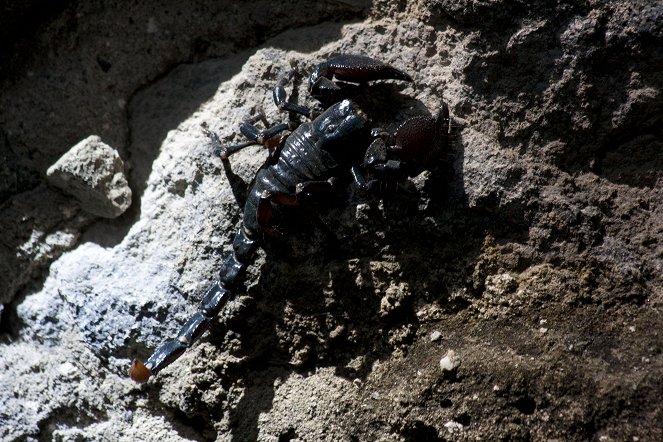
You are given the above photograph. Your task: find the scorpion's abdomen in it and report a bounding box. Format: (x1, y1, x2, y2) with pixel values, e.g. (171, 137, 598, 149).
(243, 123, 338, 234)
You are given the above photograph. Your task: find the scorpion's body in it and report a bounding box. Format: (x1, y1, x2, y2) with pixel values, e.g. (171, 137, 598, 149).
(129, 100, 371, 382)
(244, 103, 366, 233)
(129, 55, 449, 383)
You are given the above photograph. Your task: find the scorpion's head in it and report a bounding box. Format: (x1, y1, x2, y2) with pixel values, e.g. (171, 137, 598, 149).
(312, 99, 369, 149)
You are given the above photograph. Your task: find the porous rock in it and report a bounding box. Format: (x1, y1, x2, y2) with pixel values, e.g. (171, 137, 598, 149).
(46, 135, 132, 218)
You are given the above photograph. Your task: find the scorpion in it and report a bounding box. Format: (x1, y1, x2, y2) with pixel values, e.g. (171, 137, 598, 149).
(129, 54, 451, 383)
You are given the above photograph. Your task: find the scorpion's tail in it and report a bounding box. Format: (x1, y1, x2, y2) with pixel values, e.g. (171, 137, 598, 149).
(129, 226, 259, 383)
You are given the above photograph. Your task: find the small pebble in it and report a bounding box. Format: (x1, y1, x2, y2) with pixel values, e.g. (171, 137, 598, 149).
(57, 361, 78, 377)
(439, 349, 460, 372)
(444, 421, 464, 433)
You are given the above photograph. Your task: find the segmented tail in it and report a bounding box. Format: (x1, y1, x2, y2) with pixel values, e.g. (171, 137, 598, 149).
(129, 226, 259, 382)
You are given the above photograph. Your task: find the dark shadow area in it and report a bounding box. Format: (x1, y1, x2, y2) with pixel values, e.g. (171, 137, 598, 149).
(0, 184, 93, 313)
(0, 130, 40, 204)
(0, 0, 72, 81)
(401, 420, 444, 442)
(209, 90, 532, 438)
(594, 130, 663, 188)
(221, 157, 251, 209)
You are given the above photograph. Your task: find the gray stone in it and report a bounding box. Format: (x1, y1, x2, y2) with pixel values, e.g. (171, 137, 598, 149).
(46, 135, 132, 218)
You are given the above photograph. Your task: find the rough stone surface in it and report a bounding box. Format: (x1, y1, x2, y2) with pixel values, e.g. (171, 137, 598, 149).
(46, 135, 132, 218)
(1, 1, 662, 441)
(0, 184, 92, 305)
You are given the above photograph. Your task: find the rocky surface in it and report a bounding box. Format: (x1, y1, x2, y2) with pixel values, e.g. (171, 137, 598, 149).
(1, 1, 661, 441)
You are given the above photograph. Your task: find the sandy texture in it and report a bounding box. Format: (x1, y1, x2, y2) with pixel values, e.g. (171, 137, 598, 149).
(1, 1, 661, 441)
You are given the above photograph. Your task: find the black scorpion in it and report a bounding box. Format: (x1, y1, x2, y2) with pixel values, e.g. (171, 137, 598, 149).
(129, 54, 450, 383)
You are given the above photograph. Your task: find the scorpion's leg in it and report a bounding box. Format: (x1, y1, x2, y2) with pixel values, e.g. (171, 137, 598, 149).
(273, 69, 314, 118)
(350, 164, 368, 190)
(256, 178, 337, 236)
(129, 226, 259, 383)
(361, 137, 406, 188)
(202, 124, 257, 160)
(350, 165, 389, 192)
(204, 116, 293, 160)
(239, 121, 291, 150)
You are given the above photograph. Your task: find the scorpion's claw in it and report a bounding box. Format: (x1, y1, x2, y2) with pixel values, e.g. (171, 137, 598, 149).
(363, 102, 451, 183)
(129, 358, 152, 383)
(394, 102, 451, 167)
(309, 54, 412, 102)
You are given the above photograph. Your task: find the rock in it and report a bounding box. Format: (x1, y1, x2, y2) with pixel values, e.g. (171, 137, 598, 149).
(439, 349, 460, 372)
(444, 420, 464, 433)
(0, 1, 661, 441)
(46, 135, 132, 218)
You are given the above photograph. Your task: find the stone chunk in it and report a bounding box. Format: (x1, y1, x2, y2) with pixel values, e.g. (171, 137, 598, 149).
(46, 135, 132, 218)
(439, 349, 460, 372)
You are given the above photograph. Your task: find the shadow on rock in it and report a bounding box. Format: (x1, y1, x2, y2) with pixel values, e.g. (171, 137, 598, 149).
(214, 111, 532, 440)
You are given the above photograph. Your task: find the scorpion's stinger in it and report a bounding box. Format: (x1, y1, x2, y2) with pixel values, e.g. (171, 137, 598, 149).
(129, 227, 259, 383)
(129, 359, 152, 383)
